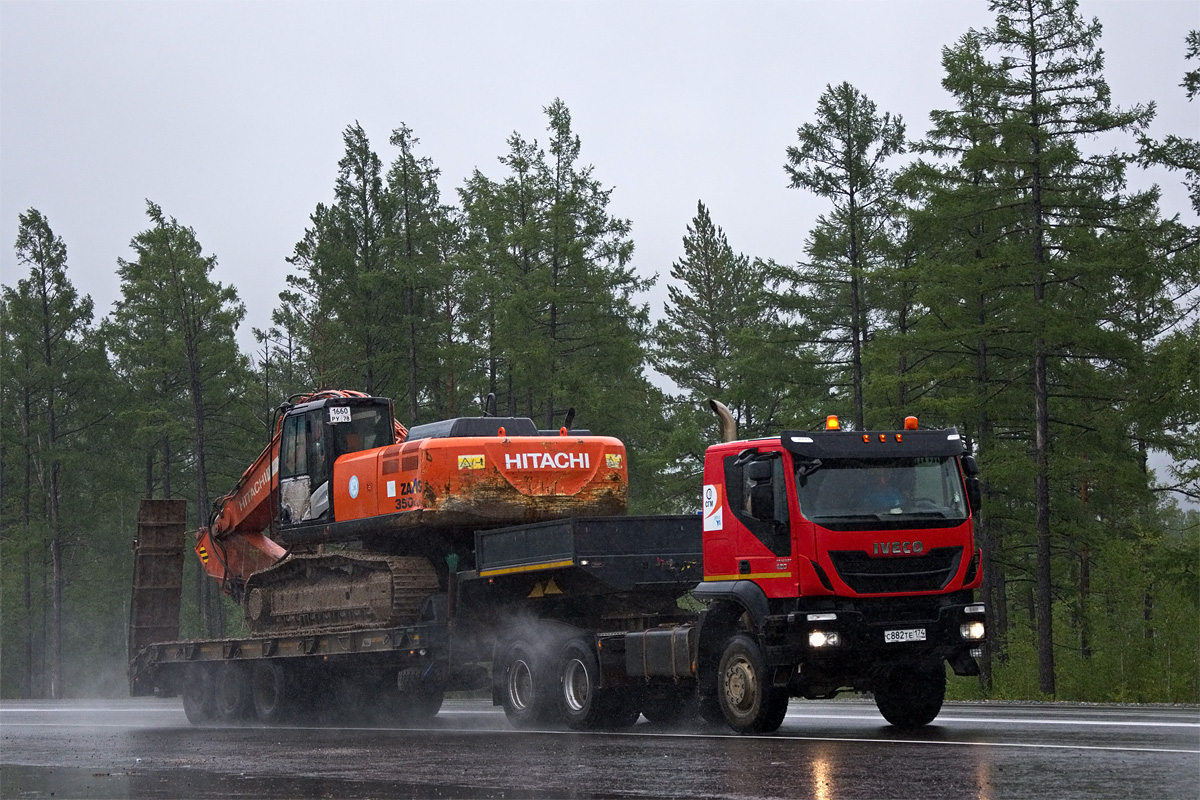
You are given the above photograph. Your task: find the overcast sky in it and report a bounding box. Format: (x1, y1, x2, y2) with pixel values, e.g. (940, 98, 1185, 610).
(2, 0, 1197, 356)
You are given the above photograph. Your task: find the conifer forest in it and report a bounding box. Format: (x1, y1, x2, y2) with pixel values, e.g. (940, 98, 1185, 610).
(2, 1, 1197, 703)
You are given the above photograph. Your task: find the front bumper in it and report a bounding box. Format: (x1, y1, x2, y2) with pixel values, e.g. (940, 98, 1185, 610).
(763, 600, 987, 674)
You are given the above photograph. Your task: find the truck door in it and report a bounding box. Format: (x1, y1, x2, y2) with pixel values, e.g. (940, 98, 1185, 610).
(722, 451, 794, 591)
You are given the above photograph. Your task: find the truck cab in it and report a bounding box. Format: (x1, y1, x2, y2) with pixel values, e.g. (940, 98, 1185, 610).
(695, 415, 986, 731)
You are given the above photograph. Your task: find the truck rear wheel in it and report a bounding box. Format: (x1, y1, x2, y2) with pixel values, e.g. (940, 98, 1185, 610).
(499, 640, 553, 729)
(716, 634, 789, 734)
(181, 665, 215, 725)
(214, 663, 253, 722)
(558, 639, 642, 731)
(559, 639, 604, 730)
(873, 664, 945, 728)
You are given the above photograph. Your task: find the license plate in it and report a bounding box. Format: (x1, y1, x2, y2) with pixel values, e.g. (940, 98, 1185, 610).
(884, 628, 926, 643)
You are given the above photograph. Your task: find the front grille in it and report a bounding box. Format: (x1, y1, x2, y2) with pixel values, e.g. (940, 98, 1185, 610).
(827, 547, 962, 594)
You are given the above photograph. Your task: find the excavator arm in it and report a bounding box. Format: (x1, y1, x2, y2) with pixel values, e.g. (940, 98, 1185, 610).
(195, 390, 407, 600)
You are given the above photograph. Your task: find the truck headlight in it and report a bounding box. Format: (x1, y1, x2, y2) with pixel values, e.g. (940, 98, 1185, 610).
(809, 630, 840, 648)
(960, 621, 986, 641)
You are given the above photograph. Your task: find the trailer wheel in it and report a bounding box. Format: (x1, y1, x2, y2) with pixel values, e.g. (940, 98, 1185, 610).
(214, 663, 253, 722)
(874, 664, 945, 728)
(252, 661, 296, 723)
(716, 634, 789, 734)
(181, 665, 215, 726)
(499, 640, 552, 729)
(397, 666, 445, 722)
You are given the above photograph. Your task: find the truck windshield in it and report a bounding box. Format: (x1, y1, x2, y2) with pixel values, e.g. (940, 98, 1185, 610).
(794, 456, 968, 522)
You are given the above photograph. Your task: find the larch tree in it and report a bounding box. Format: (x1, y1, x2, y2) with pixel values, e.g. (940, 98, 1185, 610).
(458, 100, 660, 501)
(914, 0, 1157, 695)
(651, 201, 819, 510)
(384, 123, 460, 424)
(281, 123, 396, 397)
(107, 201, 253, 637)
(784, 82, 907, 430)
(1, 209, 110, 697)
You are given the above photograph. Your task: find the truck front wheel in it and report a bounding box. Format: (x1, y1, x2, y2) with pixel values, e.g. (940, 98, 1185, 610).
(716, 634, 789, 734)
(873, 664, 945, 728)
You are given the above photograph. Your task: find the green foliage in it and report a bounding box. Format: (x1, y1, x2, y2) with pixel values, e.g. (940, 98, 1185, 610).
(1, 209, 126, 697)
(2, 18, 1195, 702)
(457, 100, 664, 503)
(649, 201, 824, 511)
(784, 81, 907, 430)
(106, 201, 256, 636)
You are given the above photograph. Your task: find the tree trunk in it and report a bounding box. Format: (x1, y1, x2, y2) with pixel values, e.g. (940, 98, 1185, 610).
(49, 532, 63, 698)
(407, 286, 419, 424)
(1080, 544, 1091, 659)
(23, 550, 33, 699)
(21, 385, 34, 698)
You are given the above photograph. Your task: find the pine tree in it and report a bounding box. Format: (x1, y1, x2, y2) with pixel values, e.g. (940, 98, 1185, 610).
(384, 123, 465, 423)
(458, 100, 660, 501)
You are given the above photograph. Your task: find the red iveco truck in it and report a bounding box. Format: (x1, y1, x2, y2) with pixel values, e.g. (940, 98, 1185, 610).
(129, 399, 985, 732)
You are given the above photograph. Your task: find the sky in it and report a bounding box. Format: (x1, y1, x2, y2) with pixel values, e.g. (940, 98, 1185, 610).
(2, 0, 1197, 358)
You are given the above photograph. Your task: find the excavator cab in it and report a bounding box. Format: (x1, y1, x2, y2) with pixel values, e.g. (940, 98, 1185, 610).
(278, 396, 396, 526)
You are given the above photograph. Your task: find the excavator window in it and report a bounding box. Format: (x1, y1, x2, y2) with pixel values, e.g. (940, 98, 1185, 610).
(280, 414, 308, 479)
(332, 405, 392, 455)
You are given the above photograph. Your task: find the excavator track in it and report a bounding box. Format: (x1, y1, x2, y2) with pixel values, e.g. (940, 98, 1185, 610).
(243, 552, 439, 635)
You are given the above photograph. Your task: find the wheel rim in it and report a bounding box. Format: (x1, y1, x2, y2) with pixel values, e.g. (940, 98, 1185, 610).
(254, 665, 282, 714)
(182, 674, 209, 720)
(507, 658, 533, 712)
(216, 669, 240, 716)
(562, 658, 591, 713)
(722, 655, 757, 714)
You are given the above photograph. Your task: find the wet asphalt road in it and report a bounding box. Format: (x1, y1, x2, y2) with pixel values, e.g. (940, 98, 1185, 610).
(1, 698, 1196, 799)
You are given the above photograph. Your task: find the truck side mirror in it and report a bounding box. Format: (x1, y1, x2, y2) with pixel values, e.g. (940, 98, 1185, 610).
(966, 477, 981, 517)
(746, 460, 773, 482)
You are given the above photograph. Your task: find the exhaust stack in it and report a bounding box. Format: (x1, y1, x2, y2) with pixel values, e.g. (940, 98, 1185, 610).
(709, 399, 737, 443)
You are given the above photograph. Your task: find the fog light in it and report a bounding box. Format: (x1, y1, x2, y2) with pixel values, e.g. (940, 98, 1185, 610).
(809, 630, 840, 648)
(960, 621, 986, 640)
(970, 648, 983, 658)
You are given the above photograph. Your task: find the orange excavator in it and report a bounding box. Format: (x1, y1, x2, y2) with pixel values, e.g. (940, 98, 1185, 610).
(195, 390, 628, 634)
